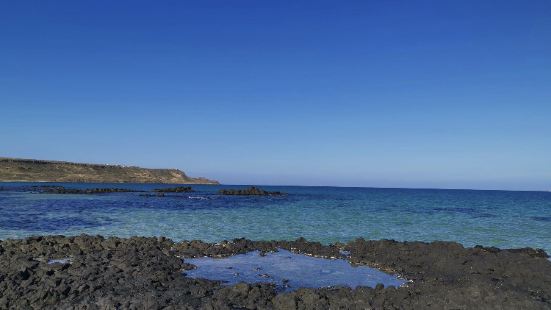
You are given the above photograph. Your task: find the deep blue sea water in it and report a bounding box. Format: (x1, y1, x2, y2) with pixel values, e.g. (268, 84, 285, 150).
(1, 182, 550, 254)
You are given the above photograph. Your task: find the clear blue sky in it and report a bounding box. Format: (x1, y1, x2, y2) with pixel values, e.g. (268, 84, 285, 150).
(1, 1, 550, 190)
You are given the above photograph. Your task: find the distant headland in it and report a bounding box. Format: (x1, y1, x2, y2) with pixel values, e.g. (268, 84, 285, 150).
(0, 157, 219, 184)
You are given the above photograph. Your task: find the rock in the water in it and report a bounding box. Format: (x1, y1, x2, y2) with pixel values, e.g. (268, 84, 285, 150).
(154, 186, 193, 193)
(35, 186, 141, 194)
(218, 186, 284, 196)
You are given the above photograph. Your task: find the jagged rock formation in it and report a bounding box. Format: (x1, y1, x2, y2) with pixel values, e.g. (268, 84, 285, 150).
(0, 157, 218, 184)
(0, 236, 549, 309)
(154, 186, 194, 193)
(36, 186, 142, 194)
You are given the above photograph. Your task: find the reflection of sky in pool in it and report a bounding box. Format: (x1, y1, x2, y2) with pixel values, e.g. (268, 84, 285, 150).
(184, 249, 406, 292)
(47, 258, 71, 265)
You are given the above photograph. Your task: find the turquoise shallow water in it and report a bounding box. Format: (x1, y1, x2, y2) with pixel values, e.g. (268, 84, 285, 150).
(1, 182, 550, 253)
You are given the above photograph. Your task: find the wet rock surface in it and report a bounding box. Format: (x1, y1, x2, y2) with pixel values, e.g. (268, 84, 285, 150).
(34, 186, 142, 194)
(154, 186, 194, 193)
(219, 187, 285, 196)
(0, 236, 550, 309)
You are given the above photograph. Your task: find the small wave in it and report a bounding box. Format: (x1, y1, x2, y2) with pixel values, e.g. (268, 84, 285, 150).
(188, 196, 208, 200)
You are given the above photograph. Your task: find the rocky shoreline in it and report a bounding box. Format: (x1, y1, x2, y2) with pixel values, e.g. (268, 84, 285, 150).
(0, 236, 550, 309)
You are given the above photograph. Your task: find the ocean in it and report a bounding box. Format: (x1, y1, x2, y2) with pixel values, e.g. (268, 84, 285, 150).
(1, 182, 550, 254)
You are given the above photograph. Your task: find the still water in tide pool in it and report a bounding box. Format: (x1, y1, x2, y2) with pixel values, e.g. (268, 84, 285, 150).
(185, 249, 407, 292)
(0, 183, 550, 253)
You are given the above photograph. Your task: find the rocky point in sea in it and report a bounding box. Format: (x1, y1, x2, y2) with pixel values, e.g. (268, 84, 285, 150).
(34, 186, 142, 195)
(218, 186, 285, 196)
(154, 186, 194, 193)
(0, 235, 550, 309)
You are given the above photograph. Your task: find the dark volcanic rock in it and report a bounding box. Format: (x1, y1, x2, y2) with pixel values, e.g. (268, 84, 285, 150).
(219, 186, 284, 196)
(0, 236, 549, 309)
(35, 186, 141, 194)
(154, 186, 194, 193)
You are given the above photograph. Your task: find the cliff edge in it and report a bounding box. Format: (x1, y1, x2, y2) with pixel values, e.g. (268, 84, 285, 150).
(0, 157, 219, 184)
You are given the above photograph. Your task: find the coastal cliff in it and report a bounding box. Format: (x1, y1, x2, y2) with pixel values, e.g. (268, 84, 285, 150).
(0, 157, 218, 184)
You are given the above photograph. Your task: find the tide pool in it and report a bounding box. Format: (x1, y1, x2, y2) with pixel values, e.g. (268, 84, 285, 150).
(185, 249, 406, 291)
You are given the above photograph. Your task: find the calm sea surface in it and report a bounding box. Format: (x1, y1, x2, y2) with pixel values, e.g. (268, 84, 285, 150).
(1, 183, 550, 253)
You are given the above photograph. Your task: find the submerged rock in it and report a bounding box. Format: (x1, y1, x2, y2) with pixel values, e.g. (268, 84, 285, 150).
(219, 186, 284, 196)
(139, 193, 166, 197)
(0, 235, 549, 309)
